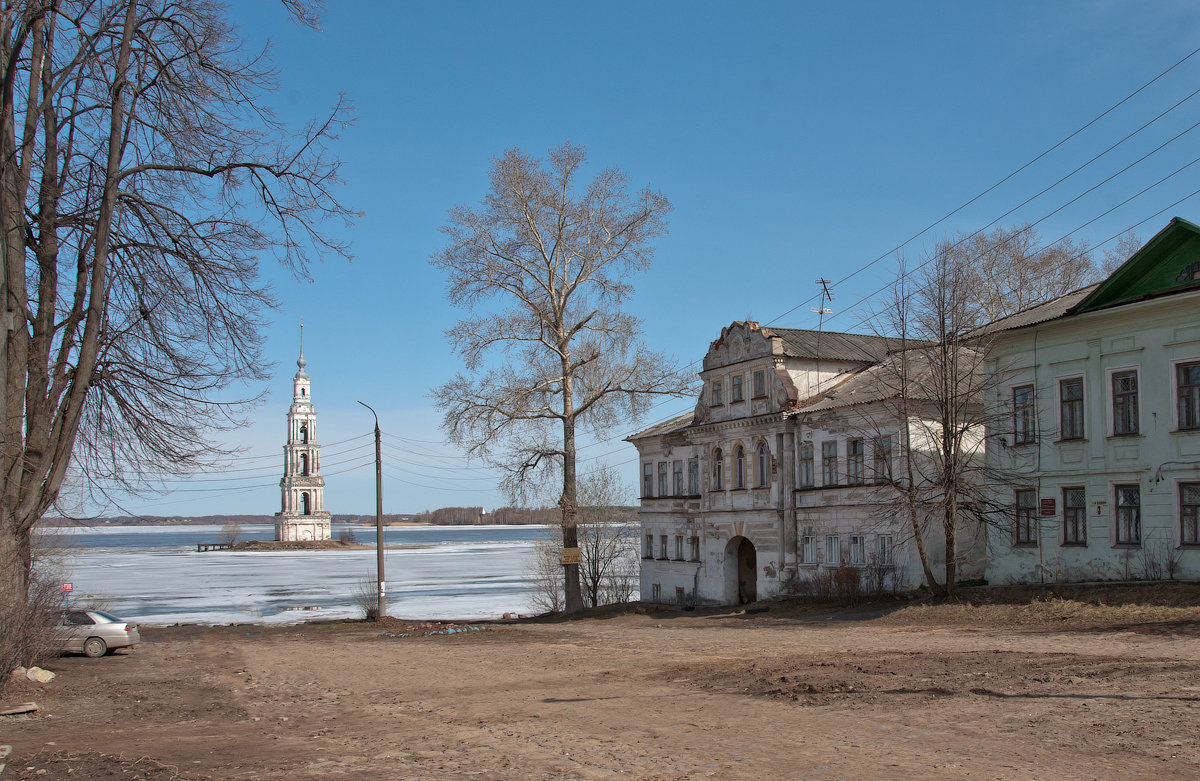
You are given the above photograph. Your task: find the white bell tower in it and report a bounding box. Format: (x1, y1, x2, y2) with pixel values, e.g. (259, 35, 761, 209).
(274, 324, 332, 541)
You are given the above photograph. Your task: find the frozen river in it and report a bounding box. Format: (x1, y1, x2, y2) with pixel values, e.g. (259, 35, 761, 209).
(50, 524, 552, 626)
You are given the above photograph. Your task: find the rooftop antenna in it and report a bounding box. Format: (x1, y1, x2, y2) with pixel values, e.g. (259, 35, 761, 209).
(811, 279, 834, 395)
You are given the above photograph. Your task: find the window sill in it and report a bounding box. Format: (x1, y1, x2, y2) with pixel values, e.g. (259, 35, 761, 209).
(750, 394, 768, 400)
(1013, 542, 1038, 548)
(1107, 433, 1143, 440)
(1171, 428, 1200, 434)
(1055, 437, 1087, 444)
(1112, 542, 1141, 549)
(1010, 440, 1038, 448)
(1059, 542, 1087, 547)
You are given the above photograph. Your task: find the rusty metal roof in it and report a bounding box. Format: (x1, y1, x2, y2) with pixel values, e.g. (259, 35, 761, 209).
(763, 326, 916, 363)
(624, 411, 695, 441)
(969, 284, 1099, 337)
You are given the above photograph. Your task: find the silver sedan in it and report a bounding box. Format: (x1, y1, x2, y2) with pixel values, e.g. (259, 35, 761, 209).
(58, 610, 141, 658)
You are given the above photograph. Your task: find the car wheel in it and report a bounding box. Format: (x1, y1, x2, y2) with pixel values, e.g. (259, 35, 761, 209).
(83, 637, 107, 658)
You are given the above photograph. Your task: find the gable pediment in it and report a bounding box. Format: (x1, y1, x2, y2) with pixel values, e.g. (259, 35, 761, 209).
(1074, 217, 1200, 314)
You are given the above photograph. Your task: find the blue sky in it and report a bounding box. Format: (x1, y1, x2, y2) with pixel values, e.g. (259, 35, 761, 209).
(90, 0, 1200, 518)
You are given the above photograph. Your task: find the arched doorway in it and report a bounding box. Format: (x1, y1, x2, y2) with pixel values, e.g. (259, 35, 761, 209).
(724, 536, 757, 604)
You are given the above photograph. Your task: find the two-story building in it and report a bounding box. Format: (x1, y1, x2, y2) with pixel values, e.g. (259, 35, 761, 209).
(628, 321, 984, 605)
(983, 217, 1200, 583)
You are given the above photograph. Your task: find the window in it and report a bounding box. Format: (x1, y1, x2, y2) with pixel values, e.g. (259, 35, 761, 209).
(1013, 385, 1036, 444)
(878, 535, 894, 565)
(756, 442, 770, 487)
(799, 442, 814, 488)
(847, 439, 865, 485)
(1059, 378, 1084, 440)
(689, 536, 700, 561)
(300, 452, 309, 476)
(299, 423, 308, 444)
(651, 583, 661, 602)
(873, 435, 892, 484)
(1182, 483, 1200, 545)
(660, 534, 668, 559)
(675, 535, 684, 560)
(644, 534, 653, 558)
(1116, 485, 1140, 544)
(731, 374, 743, 402)
(687, 458, 699, 495)
(1178, 361, 1200, 430)
(849, 535, 865, 566)
(822, 441, 838, 487)
(657, 462, 668, 497)
(301, 492, 311, 515)
(752, 369, 766, 398)
(675, 586, 686, 605)
(1015, 489, 1037, 545)
(672, 461, 683, 496)
(734, 445, 746, 489)
(642, 463, 653, 497)
(1063, 487, 1086, 545)
(800, 536, 815, 564)
(710, 380, 723, 406)
(712, 449, 723, 490)
(825, 535, 840, 565)
(1112, 370, 1139, 435)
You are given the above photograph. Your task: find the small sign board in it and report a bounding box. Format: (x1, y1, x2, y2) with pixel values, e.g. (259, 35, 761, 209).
(61, 583, 73, 594)
(1040, 499, 1056, 516)
(560, 547, 582, 565)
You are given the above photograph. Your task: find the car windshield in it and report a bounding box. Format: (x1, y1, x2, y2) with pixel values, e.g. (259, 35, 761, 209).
(90, 611, 122, 623)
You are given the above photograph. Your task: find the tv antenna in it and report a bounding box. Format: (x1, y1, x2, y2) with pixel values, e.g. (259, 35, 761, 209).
(811, 279, 834, 394)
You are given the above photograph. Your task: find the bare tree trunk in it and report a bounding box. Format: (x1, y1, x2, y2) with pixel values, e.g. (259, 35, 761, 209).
(560, 377, 583, 614)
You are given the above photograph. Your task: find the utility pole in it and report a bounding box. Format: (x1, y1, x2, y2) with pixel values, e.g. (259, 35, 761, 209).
(358, 401, 385, 620)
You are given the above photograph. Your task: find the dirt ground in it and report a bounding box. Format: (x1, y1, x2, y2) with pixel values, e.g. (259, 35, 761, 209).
(4, 591, 1200, 780)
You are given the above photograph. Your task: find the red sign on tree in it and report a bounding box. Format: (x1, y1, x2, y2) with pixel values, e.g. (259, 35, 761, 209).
(61, 583, 73, 593)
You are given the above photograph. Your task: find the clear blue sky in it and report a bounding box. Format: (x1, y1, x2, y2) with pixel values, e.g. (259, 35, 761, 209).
(88, 0, 1200, 518)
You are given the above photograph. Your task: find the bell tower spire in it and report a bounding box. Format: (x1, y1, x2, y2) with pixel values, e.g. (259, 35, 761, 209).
(274, 324, 332, 542)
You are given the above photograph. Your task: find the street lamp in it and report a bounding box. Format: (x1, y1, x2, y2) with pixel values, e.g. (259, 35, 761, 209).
(357, 400, 385, 620)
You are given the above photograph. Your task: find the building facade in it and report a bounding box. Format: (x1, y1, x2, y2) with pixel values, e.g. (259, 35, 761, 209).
(629, 321, 983, 605)
(984, 218, 1200, 583)
(274, 332, 332, 541)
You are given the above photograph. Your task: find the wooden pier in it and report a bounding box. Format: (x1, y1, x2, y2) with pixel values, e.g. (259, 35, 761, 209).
(196, 542, 234, 552)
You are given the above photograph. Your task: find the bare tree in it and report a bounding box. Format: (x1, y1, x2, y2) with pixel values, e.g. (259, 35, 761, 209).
(943, 224, 1098, 326)
(432, 143, 691, 613)
(217, 520, 242, 547)
(575, 464, 638, 608)
(0, 0, 353, 650)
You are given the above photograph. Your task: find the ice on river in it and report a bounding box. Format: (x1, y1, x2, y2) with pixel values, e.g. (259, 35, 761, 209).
(51, 524, 551, 626)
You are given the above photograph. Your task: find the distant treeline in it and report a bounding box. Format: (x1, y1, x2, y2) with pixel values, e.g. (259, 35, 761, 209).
(41, 505, 638, 527)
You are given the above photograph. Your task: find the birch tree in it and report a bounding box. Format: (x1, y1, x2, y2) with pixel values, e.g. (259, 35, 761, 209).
(433, 143, 690, 613)
(0, 0, 352, 644)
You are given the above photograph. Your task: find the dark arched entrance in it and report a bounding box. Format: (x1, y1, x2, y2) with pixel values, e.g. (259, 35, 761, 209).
(724, 536, 757, 604)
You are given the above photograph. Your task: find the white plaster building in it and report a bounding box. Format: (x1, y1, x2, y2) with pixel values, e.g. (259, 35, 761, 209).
(274, 331, 332, 541)
(628, 321, 984, 606)
(983, 218, 1200, 583)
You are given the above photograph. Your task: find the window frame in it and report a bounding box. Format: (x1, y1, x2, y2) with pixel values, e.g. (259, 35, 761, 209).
(1058, 376, 1085, 441)
(849, 535, 865, 566)
(730, 374, 744, 403)
(1014, 489, 1037, 546)
(641, 463, 653, 498)
(1062, 486, 1086, 546)
(675, 535, 684, 561)
(659, 534, 669, 560)
(687, 457, 699, 495)
(1174, 358, 1200, 431)
(825, 535, 841, 566)
(878, 535, 894, 565)
(1013, 385, 1036, 445)
(821, 441, 838, 487)
(689, 535, 700, 561)
(755, 442, 770, 488)
(847, 439, 865, 485)
(752, 369, 766, 398)
(1110, 368, 1140, 436)
(798, 441, 814, 488)
(733, 445, 746, 490)
(710, 379, 723, 406)
(1115, 484, 1141, 545)
(644, 533, 654, 558)
(872, 435, 892, 484)
(1181, 483, 1200, 546)
(657, 461, 668, 497)
(712, 448, 724, 491)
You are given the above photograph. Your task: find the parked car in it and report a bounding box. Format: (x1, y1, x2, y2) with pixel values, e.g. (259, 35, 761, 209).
(58, 610, 141, 658)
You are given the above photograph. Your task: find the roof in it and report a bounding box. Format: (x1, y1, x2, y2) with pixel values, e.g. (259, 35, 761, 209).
(761, 326, 914, 363)
(969, 284, 1099, 337)
(624, 411, 694, 442)
(799, 346, 984, 412)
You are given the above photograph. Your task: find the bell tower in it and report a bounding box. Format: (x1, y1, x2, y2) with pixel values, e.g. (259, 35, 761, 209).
(274, 324, 332, 541)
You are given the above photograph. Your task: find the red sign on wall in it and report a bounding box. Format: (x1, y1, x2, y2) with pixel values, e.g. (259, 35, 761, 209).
(61, 583, 73, 593)
(1040, 499, 1056, 516)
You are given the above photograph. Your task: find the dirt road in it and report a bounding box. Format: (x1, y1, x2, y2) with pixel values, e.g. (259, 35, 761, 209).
(3, 605, 1200, 779)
